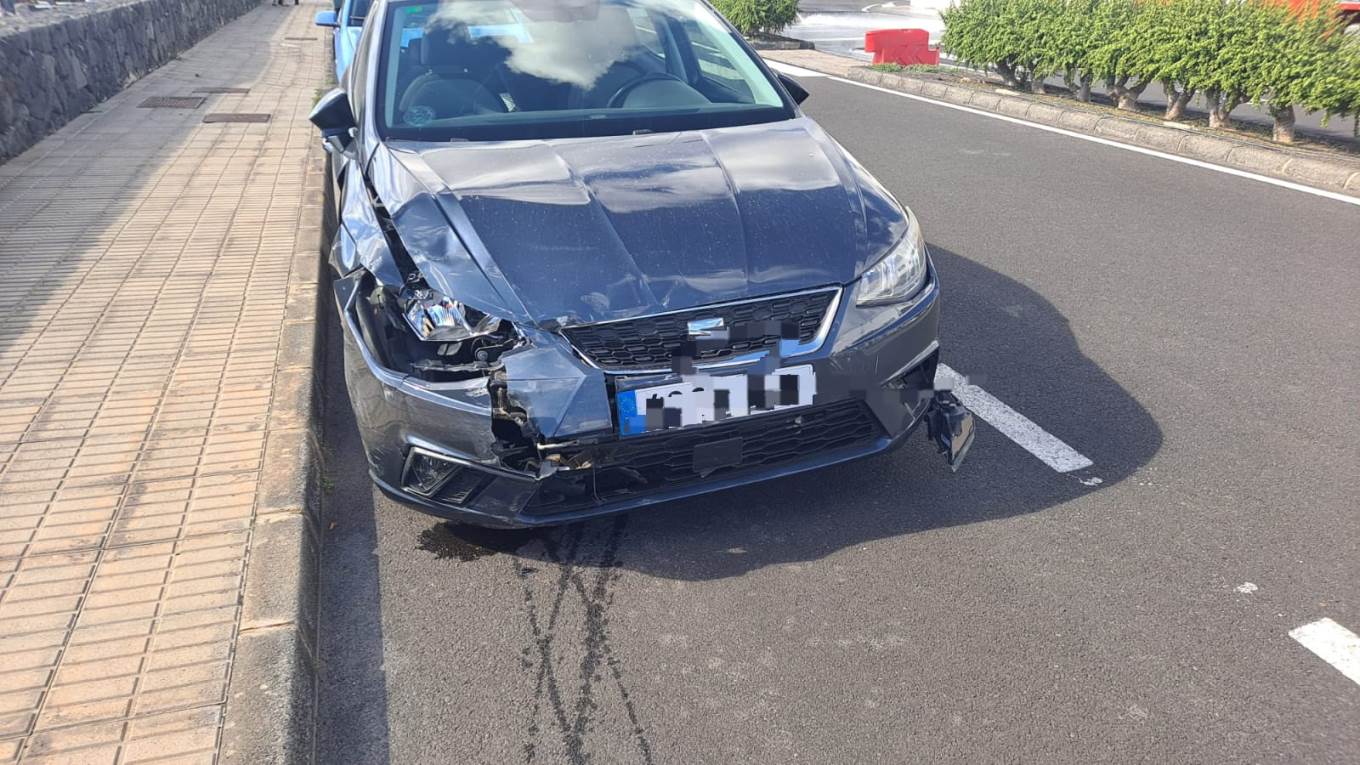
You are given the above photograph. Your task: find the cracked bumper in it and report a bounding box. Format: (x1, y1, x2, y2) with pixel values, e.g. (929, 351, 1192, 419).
(338, 268, 946, 528)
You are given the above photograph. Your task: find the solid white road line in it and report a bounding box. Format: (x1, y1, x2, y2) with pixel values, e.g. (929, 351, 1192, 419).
(936, 364, 1094, 473)
(765, 61, 827, 78)
(763, 60, 1360, 208)
(1289, 618, 1360, 687)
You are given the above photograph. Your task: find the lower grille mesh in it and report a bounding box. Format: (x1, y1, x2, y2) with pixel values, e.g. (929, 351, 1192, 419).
(526, 400, 881, 514)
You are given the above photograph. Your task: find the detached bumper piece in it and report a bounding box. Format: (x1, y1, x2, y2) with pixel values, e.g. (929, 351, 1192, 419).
(925, 390, 975, 472)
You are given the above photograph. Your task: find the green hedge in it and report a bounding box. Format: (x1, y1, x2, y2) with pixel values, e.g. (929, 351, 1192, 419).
(940, 0, 1360, 142)
(713, 0, 800, 36)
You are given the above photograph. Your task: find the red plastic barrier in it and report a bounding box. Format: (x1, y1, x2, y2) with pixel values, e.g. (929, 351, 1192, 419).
(863, 28, 940, 67)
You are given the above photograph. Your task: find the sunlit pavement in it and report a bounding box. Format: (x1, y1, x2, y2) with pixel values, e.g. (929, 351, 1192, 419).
(0, 3, 326, 761)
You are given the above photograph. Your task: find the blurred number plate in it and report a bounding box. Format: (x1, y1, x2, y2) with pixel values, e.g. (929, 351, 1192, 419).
(616, 365, 815, 437)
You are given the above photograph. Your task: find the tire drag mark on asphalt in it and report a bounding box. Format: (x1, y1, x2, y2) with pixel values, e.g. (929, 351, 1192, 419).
(519, 518, 652, 764)
(564, 518, 654, 765)
(518, 525, 581, 763)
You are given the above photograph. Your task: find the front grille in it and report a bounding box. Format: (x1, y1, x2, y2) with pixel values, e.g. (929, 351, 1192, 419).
(562, 290, 836, 371)
(525, 399, 881, 514)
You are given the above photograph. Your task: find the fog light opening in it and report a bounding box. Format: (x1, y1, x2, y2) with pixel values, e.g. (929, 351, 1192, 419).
(404, 449, 464, 497)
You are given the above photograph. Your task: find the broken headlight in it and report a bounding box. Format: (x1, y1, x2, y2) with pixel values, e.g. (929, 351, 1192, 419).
(354, 275, 520, 381)
(856, 210, 927, 306)
(402, 285, 502, 343)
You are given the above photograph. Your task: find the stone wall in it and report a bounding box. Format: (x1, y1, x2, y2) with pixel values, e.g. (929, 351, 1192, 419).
(0, 0, 262, 160)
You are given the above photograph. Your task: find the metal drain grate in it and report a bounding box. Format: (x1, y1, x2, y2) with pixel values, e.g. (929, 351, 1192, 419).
(202, 113, 271, 124)
(284, 36, 319, 41)
(139, 96, 205, 109)
(193, 87, 250, 95)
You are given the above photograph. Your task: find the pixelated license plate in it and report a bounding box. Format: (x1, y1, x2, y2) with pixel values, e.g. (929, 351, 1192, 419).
(616, 365, 816, 437)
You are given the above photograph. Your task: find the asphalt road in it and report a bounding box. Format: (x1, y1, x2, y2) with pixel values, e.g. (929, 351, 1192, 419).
(315, 74, 1360, 763)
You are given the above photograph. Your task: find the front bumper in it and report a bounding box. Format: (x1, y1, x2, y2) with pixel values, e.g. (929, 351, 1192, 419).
(338, 268, 951, 528)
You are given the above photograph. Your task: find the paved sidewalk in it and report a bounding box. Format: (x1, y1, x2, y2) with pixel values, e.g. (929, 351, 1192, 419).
(0, 2, 327, 762)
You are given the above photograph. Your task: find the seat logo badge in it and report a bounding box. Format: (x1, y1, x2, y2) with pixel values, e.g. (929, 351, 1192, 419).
(687, 317, 724, 337)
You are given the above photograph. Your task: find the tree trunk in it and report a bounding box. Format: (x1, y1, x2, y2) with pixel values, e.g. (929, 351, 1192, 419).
(994, 60, 1022, 89)
(1270, 103, 1295, 143)
(1077, 73, 1092, 103)
(1162, 80, 1194, 121)
(1205, 89, 1241, 129)
(1110, 76, 1147, 111)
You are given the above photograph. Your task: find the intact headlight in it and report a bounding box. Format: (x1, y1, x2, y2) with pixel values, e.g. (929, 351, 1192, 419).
(856, 211, 928, 306)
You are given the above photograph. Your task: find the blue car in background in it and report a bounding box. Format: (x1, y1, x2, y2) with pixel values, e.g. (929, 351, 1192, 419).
(315, 0, 371, 81)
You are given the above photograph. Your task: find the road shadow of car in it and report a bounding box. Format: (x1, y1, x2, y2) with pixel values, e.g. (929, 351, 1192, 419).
(430, 243, 1163, 581)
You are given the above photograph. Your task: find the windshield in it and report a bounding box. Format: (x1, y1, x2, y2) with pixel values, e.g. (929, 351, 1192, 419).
(375, 0, 793, 141)
(350, 0, 373, 22)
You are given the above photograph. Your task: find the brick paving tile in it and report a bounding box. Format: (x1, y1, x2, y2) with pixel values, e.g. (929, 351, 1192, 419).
(0, 2, 328, 760)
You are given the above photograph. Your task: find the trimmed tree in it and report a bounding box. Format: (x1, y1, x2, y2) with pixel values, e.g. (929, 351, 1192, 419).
(1150, 0, 1226, 120)
(1250, 0, 1349, 143)
(1298, 15, 1360, 134)
(1201, 0, 1269, 128)
(1046, 0, 1101, 101)
(712, 0, 800, 36)
(941, 0, 1025, 88)
(1085, 0, 1151, 111)
(941, 0, 1054, 91)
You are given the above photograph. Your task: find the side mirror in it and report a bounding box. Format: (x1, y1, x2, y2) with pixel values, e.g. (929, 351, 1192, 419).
(310, 88, 358, 157)
(777, 73, 809, 105)
(314, 10, 339, 27)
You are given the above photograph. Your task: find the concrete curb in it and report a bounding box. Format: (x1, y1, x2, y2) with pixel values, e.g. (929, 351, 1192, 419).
(218, 140, 330, 764)
(844, 68, 1360, 198)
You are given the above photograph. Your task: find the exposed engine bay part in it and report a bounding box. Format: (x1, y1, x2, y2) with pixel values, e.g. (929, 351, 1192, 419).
(487, 369, 539, 472)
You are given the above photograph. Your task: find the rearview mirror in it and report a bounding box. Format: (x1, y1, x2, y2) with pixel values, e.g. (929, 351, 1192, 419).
(310, 89, 357, 157)
(314, 10, 339, 27)
(777, 73, 809, 105)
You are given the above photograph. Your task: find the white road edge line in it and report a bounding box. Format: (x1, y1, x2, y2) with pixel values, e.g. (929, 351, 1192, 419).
(1289, 618, 1360, 687)
(766, 61, 827, 78)
(936, 364, 1094, 473)
(764, 60, 1360, 208)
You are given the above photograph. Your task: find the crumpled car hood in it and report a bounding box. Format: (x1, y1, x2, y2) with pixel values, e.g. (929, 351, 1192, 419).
(386, 117, 908, 325)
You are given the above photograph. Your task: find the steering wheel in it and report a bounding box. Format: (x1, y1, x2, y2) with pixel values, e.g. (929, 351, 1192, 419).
(607, 72, 686, 108)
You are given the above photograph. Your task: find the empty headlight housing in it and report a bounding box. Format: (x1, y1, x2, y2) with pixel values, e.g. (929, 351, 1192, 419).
(856, 210, 927, 306)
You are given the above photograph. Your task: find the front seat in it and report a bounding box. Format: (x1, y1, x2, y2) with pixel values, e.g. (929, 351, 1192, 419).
(399, 24, 508, 120)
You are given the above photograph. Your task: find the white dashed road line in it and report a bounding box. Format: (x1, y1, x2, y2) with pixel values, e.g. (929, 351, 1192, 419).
(936, 364, 1094, 473)
(763, 60, 1360, 208)
(1290, 618, 1360, 687)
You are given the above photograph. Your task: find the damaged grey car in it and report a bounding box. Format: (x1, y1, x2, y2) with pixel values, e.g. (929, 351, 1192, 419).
(310, 0, 975, 527)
